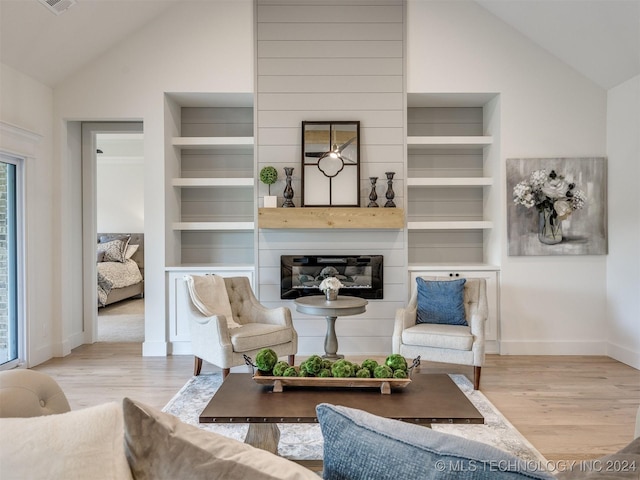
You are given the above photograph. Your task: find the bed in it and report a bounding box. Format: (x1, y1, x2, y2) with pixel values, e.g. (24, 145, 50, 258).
(97, 233, 144, 307)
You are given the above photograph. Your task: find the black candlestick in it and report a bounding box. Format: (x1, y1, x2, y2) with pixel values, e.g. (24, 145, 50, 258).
(368, 177, 379, 207)
(384, 171, 396, 207)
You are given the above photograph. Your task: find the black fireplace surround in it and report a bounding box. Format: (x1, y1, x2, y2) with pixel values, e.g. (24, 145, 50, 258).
(280, 255, 383, 299)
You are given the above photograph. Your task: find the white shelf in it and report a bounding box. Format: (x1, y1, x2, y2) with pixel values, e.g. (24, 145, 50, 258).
(172, 178, 254, 187)
(407, 136, 493, 150)
(165, 264, 255, 272)
(407, 177, 493, 187)
(172, 137, 254, 149)
(172, 222, 255, 231)
(408, 264, 499, 271)
(407, 221, 493, 230)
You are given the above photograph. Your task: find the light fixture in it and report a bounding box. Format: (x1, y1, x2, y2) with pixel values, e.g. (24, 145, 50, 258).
(96, 149, 103, 154)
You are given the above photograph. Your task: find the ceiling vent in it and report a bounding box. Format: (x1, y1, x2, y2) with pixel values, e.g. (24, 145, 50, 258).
(38, 0, 77, 16)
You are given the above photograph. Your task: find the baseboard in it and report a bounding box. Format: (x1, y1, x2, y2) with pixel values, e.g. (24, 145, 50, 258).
(607, 342, 640, 369)
(500, 340, 607, 355)
(27, 343, 53, 368)
(142, 340, 169, 356)
(169, 341, 193, 355)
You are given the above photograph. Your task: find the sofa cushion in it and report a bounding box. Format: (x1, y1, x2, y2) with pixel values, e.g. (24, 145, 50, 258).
(555, 437, 640, 479)
(122, 397, 318, 480)
(230, 323, 294, 352)
(416, 277, 468, 325)
(0, 402, 133, 480)
(0, 369, 71, 417)
(402, 323, 474, 351)
(316, 403, 555, 480)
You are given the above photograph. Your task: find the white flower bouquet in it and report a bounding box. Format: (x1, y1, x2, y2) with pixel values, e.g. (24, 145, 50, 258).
(513, 168, 587, 244)
(319, 277, 344, 293)
(513, 169, 586, 218)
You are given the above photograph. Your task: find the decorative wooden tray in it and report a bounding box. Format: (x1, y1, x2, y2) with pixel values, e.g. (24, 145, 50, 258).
(252, 370, 411, 395)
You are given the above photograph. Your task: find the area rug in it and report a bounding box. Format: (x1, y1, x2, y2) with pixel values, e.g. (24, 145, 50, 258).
(97, 299, 144, 342)
(163, 373, 547, 464)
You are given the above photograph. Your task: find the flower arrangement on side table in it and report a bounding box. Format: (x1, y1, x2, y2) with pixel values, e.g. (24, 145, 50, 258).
(319, 277, 344, 301)
(513, 169, 586, 245)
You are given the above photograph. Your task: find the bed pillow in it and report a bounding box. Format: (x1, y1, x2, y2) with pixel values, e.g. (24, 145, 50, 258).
(416, 277, 467, 325)
(97, 238, 130, 263)
(316, 403, 554, 480)
(122, 398, 318, 480)
(0, 402, 133, 480)
(124, 244, 139, 260)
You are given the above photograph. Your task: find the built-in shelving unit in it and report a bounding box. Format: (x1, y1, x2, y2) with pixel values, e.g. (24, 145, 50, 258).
(165, 93, 256, 266)
(406, 93, 499, 266)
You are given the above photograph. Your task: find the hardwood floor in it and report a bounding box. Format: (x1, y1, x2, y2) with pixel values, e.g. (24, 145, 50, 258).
(33, 343, 640, 464)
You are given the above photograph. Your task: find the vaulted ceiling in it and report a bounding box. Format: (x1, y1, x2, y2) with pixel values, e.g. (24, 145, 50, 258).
(0, 0, 638, 90)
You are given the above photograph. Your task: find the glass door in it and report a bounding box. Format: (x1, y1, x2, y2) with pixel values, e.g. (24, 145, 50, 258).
(0, 155, 20, 368)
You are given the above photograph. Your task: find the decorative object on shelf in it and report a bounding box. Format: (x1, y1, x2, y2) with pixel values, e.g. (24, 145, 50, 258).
(282, 167, 295, 208)
(384, 171, 396, 208)
(319, 276, 343, 301)
(507, 157, 607, 256)
(368, 177, 379, 207)
(260, 166, 278, 208)
(301, 121, 360, 207)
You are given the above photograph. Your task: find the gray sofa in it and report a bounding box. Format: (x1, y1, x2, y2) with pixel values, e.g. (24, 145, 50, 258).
(0, 369, 638, 480)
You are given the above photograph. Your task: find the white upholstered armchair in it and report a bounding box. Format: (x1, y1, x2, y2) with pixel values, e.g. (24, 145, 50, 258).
(184, 275, 298, 378)
(393, 277, 488, 390)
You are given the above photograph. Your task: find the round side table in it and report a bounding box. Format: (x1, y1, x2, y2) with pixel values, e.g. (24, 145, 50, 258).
(294, 295, 368, 359)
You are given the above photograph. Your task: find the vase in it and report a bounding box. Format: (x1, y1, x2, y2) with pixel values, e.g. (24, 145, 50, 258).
(538, 208, 563, 244)
(325, 289, 338, 301)
(384, 171, 396, 208)
(282, 167, 295, 208)
(368, 177, 378, 207)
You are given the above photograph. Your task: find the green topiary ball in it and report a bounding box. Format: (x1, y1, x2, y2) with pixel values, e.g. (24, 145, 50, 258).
(255, 348, 278, 373)
(259, 166, 278, 185)
(272, 360, 289, 376)
(385, 354, 408, 372)
(283, 367, 298, 377)
(373, 365, 393, 379)
(356, 368, 371, 378)
(393, 369, 408, 379)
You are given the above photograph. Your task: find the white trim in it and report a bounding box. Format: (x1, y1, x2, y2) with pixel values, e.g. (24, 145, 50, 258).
(0, 156, 30, 369)
(81, 122, 143, 345)
(500, 340, 607, 355)
(607, 342, 640, 369)
(0, 122, 42, 155)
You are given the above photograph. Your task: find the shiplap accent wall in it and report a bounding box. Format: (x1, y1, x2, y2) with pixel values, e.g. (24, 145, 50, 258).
(256, 0, 406, 355)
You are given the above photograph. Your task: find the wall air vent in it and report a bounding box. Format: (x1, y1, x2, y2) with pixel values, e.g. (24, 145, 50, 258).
(37, 0, 77, 16)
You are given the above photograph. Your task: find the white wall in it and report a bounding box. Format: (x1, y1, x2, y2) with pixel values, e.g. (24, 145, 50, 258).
(53, 0, 254, 357)
(606, 75, 640, 368)
(407, 0, 608, 354)
(0, 63, 56, 366)
(8, 0, 625, 363)
(97, 159, 144, 233)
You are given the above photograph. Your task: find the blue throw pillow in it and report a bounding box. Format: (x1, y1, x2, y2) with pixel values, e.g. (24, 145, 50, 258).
(416, 277, 467, 325)
(316, 403, 555, 480)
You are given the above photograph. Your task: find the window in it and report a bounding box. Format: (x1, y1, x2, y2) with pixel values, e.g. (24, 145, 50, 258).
(0, 155, 21, 368)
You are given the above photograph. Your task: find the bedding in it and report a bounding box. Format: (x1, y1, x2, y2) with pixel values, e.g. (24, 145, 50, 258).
(97, 233, 144, 307)
(97, 260, 142, 307)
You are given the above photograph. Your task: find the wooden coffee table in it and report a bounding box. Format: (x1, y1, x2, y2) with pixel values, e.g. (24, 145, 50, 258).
(199, 373, 483, 458)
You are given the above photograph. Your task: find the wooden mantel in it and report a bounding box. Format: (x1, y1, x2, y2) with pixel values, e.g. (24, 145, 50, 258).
(258, 207, 405, 229)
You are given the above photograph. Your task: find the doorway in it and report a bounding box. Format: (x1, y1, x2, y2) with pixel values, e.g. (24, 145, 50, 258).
(82, 122, 144, 344)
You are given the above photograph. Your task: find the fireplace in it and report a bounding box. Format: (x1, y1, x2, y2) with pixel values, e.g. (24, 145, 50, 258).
(280, 255, 383, 300)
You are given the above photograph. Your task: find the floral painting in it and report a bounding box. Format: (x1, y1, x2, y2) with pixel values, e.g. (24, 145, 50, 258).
(506, 157, 607, 256)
